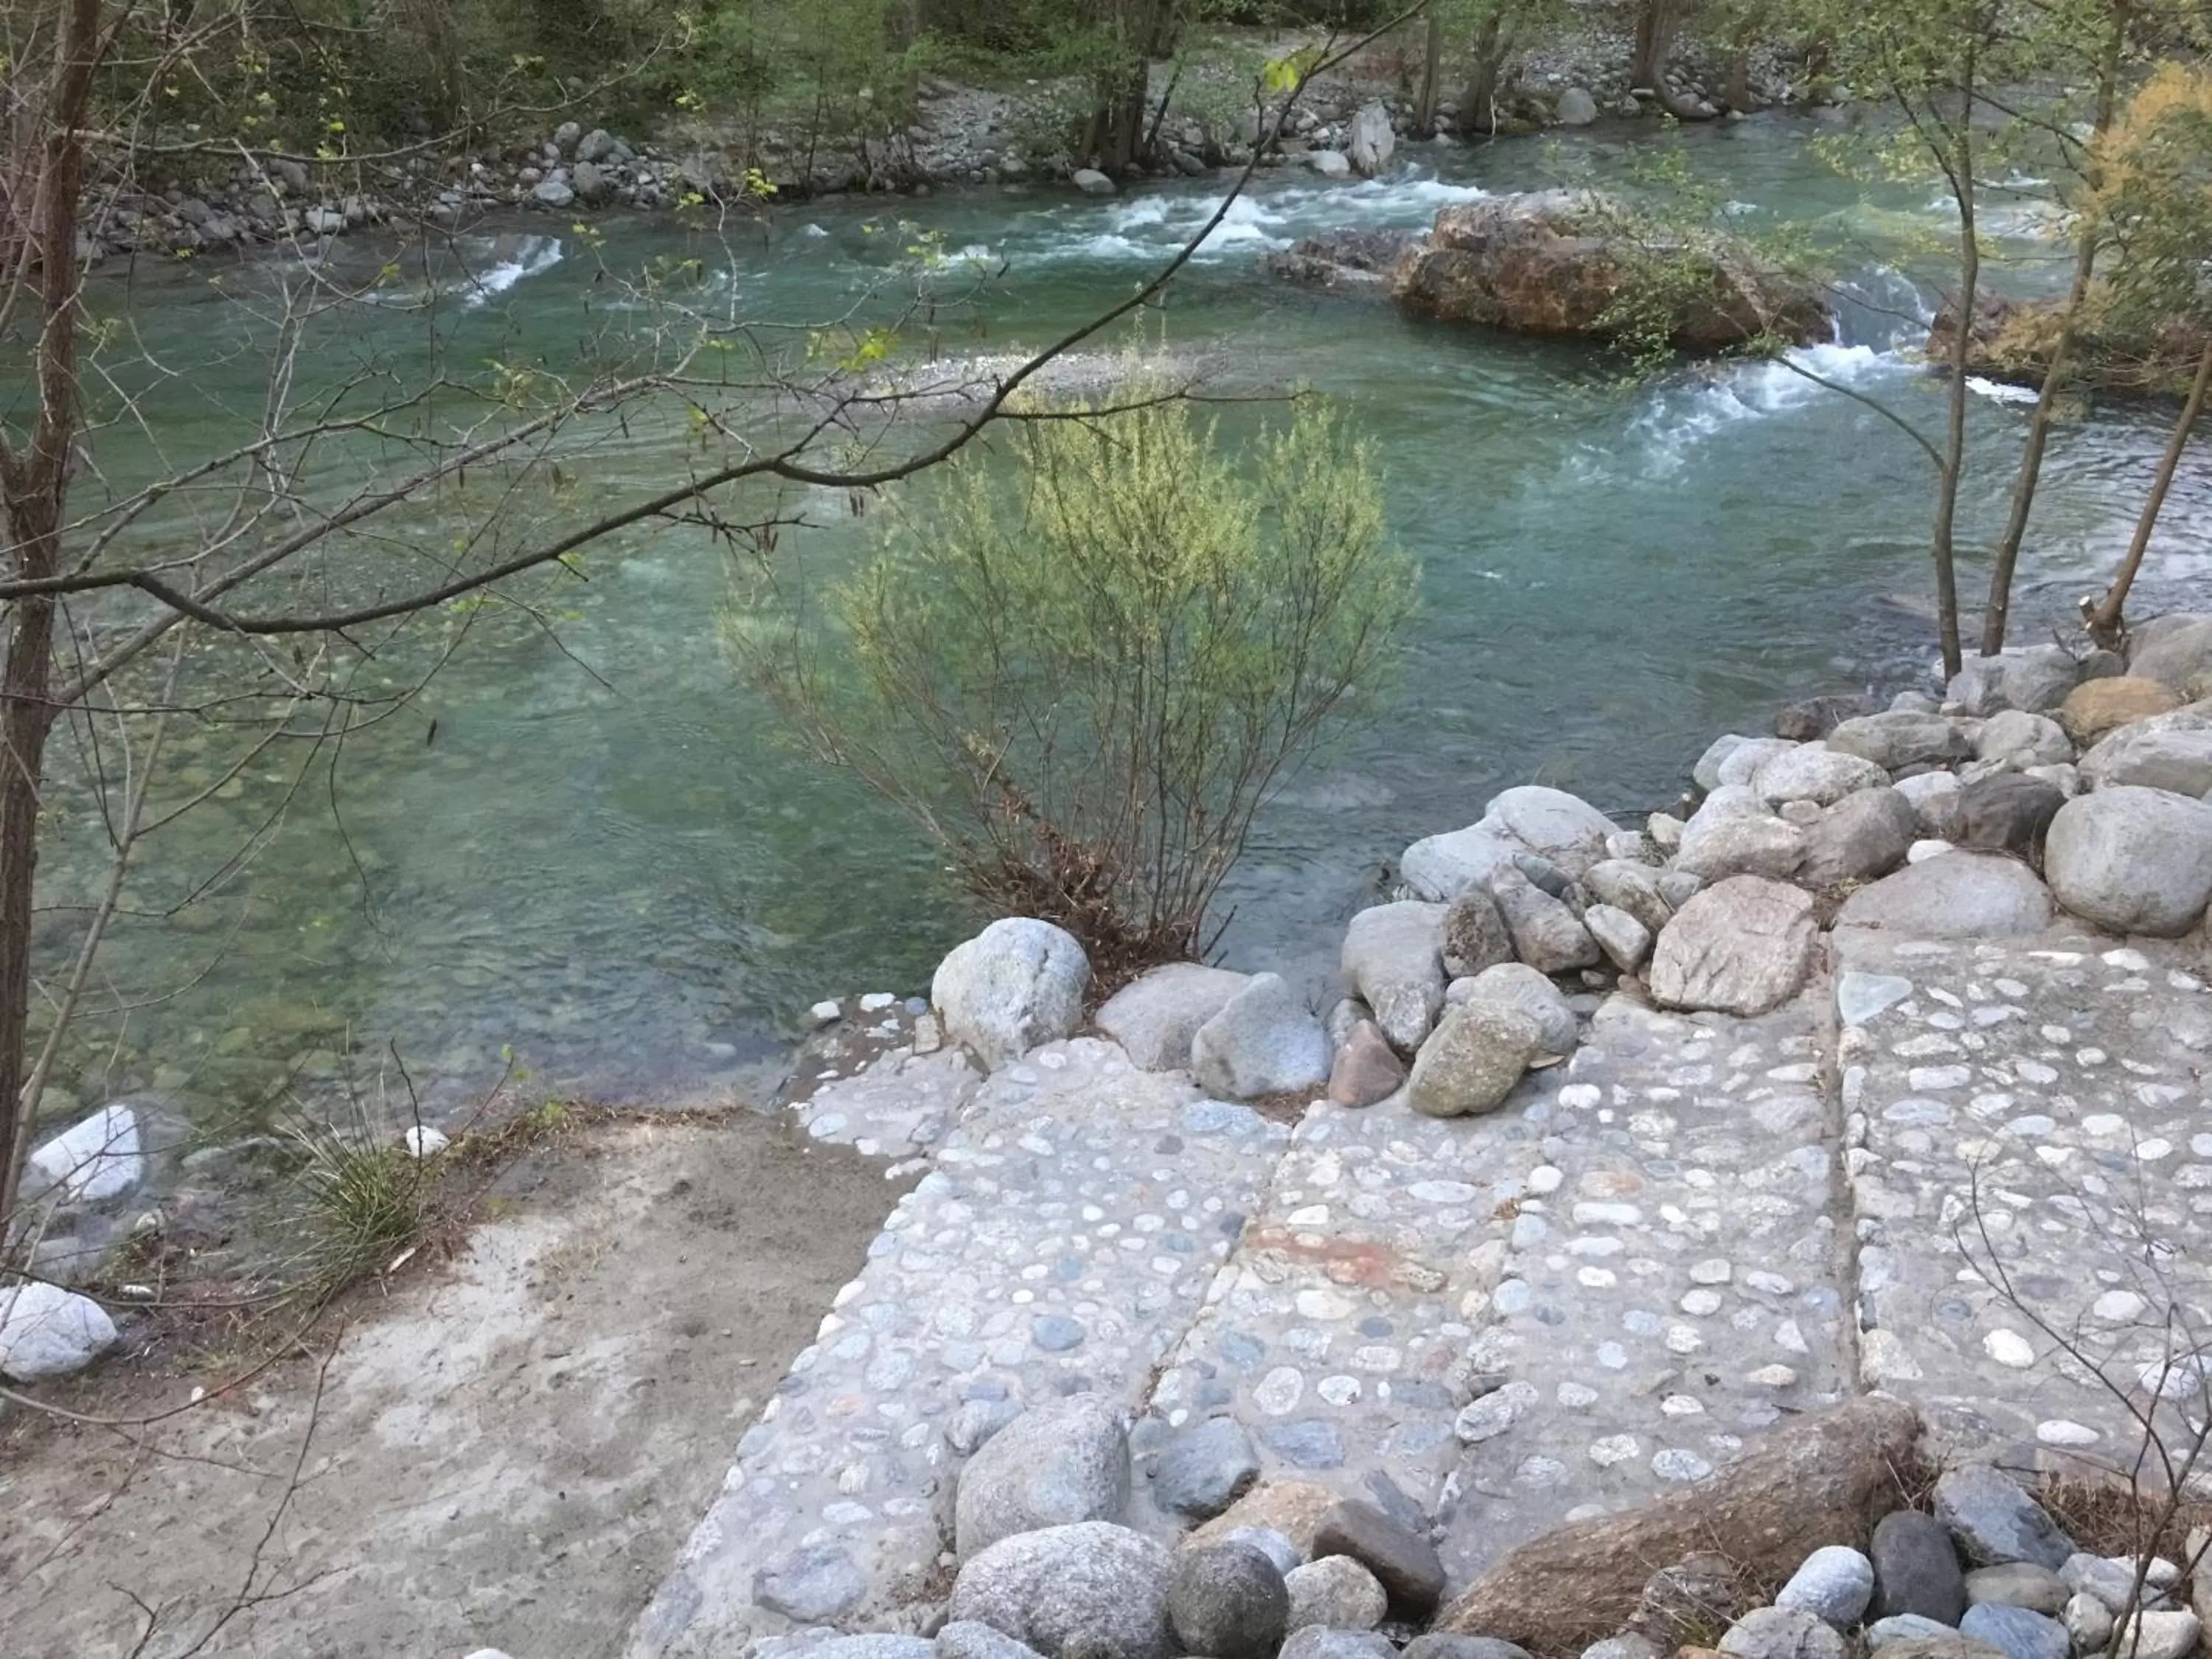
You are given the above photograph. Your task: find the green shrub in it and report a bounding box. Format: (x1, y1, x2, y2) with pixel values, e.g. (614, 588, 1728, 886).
(749, 389, 1416, 971)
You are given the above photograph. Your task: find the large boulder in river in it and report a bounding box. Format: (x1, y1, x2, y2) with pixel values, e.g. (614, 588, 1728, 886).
(1096, 963, 1250, 1071)
(1347, 100, 1395, 176)
(1400, 821, 1523, 901)
(1391, 191, 1831, 350)
(2045, 786, 2212, 936)
(1434, 1399, 1919, 1650)
(933, 919, 1091, 1071)
(1649, 876, 1817, 1015)
(1265, 228, 1422, 293)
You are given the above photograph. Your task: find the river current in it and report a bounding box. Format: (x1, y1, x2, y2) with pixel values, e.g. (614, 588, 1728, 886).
(40, 116, 2212, 1134)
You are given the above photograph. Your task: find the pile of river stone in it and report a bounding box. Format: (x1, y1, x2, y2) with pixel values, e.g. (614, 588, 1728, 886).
(700, 1391, 2211, 1659)
(1682, 1460, 2208, 1659)
(925, 616, 2212, 1121)
(1304, 619, 2212, 1121)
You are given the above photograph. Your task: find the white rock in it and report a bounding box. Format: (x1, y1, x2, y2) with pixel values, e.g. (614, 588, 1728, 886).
(932, 918, 1091, 1070)
(0, 1281, 118, 1380)
(1753, 744, 1890, 807)
(1909, 839, 1956, 863)
(402, 1125, 450, 1158)
(1307, 150, 1352, 178)
(21, 1103, 144, 1206)
(1346, 100, 1395, 175)
(1484, 785, 1618, 877)
(1071, 167, 1116, 195)
(1584, 903, 1652, 972)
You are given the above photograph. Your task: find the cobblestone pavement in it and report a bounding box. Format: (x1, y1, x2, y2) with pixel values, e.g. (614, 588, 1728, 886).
(628, 1039, 1288, 1659)
(1837, 928, 2212, 1469)
(1138, 1081, 1548, 1535)
(633, 919, 2212, 1655)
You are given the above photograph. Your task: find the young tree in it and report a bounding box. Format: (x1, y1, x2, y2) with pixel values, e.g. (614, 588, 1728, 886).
(746, 393, 1417, 970)
(2080, 63, 2212, 644)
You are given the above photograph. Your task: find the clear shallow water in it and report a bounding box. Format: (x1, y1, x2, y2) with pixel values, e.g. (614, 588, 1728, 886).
(37, 116, 2212, 1133)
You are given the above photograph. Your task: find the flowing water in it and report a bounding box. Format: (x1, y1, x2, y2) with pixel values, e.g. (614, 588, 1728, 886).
(37, 114, 2212, 1138)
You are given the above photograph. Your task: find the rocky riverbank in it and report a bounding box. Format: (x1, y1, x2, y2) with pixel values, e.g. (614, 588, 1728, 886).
(77, 19, 1826, 264)
(593, 606, 2212, 1659)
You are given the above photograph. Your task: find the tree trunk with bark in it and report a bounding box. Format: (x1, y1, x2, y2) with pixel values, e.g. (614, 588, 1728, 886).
(1632, 0, 1718, 121)
(1979, 1, 2131, 656)
(2085, 337, 2212, 647)
(0, 0, 102, 1218)
(1457, 12, 1506, 136)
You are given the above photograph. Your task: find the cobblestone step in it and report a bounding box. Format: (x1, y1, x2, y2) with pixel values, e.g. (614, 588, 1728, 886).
(1435, 990, 1854, 1581)
(1837, 928, 2212, 1468)
(627, 1038, 1290, 1659)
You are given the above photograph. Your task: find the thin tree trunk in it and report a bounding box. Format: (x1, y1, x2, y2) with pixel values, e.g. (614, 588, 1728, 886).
(1930, 80, 1979, 679)
(1414, 7, 1443, 134)
(1632, 0, 1717, 121)
(0, 0, 101, 1225)
(1979, 1, 2130, 655)
(2086, 338, 2212, 647)
(1457, 13, 1504, 136)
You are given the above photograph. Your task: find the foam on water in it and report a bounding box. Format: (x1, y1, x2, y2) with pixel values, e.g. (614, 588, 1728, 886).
(1624, 341, 1910, 476)
(1015, 169, 1489, 266)
(459, 233, 565, 307)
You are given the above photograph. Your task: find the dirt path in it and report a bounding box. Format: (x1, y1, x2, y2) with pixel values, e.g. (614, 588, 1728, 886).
(0, 1110, 905, 1659)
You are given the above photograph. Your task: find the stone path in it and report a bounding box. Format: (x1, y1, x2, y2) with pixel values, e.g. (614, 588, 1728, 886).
(1836, 926, 2212, 1467)
(629, 1039, 1288, 1659)
(630, 921, 2212, 1657)
(1436, 992, 1852, 1577)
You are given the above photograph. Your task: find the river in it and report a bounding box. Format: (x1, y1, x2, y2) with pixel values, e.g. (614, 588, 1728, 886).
(37, 114, 2212, 1140)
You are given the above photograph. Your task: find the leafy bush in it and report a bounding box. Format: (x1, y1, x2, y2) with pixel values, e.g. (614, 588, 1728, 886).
(749, 390, 1416, 972)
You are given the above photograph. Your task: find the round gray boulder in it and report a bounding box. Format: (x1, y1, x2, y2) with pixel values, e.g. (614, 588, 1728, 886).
(949, 1523, 1173, 1659)
(1166, 1543, 1289, 1659)
(933, 918, 1091, 1071)
(1190, 973, 1332, 1100)
(1340, 901, 1448, 1051)
(1485, 784, 1618, 877)
(1754, 744, 1891, 807)
(955, 1394, 1130, 1559)
(1095, 963, 1250, 1071)
(2045, 786, 2212, 935)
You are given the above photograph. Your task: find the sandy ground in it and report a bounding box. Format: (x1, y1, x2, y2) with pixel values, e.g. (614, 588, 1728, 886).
(0, 1110, 905, 1659)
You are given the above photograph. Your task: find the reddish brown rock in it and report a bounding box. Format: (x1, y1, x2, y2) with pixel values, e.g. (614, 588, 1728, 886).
(2056, 676, 2183, 746)
(1328, 1020, 1407, 1107)
(1433, 1399, 1921, 1650)
(1391, 191, 1830, 350)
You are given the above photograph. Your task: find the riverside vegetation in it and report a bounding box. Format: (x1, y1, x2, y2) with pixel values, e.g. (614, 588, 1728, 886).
(4, 0, 2212, 1653)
